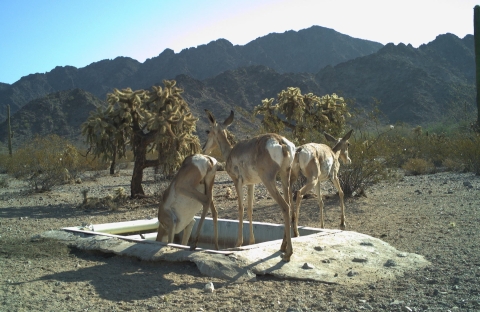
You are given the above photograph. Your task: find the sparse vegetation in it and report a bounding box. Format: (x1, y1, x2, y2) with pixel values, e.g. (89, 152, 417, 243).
(0, 134, 106, 192)
(402, 158, 436, 176)
(79, 187, 128, 210)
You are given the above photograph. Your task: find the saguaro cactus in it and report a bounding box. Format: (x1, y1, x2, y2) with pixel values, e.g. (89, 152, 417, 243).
(475, 5, 480, 129)
(7, 104, 12, 156)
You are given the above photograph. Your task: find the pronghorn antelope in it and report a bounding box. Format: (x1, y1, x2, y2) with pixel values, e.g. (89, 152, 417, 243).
(203, 109, 296, 261)
(156, 154, 219, 250)
(290, 130, 353, 235)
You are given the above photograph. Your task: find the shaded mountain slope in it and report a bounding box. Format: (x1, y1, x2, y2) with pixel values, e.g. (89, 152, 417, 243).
(0, 26, 383, 120)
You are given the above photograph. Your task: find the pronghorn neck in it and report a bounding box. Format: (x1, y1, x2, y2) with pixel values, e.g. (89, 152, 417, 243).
(217, 129, 233, 160)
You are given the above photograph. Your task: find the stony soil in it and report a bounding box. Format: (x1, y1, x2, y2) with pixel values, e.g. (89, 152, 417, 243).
(1, 168, 479, 311)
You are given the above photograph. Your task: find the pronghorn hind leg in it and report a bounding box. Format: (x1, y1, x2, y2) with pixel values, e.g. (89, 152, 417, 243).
(293, 176, 317, 236)
(190, 174, 218, 250)
(263, 177, 293, 261)
(331, 176, 346, 230)
(314, 182, 325, 228)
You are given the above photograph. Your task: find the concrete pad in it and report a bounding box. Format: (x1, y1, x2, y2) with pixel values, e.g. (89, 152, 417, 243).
(37, 227, 429, 285)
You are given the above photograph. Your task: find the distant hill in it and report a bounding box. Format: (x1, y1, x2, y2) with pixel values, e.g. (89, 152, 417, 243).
(0, 27, 476, 147)
(0, 25, 383, 121)
(0, 89, 106, 146)
(180, 33, 475, 125)
(315, 33, 475, 122)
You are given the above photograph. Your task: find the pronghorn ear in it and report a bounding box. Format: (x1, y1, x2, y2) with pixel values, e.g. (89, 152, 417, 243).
(223, 110, 234, 127)
(324, 131, 337, 143)
(342, 129, 353, 141)
(205, 109, 215, 125)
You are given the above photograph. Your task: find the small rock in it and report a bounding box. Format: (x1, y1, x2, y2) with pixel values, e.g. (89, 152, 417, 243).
(314, 246, 325, 251)
(322, 259, 331, 263)
(347, 270, 359, 277)
(404, 306, 413, 311)
(390, 300, 404, 305)
(397, 253, 407, 257)
(204, 282, 214, 293)
(360, 242, 374, 246)
(302, 262, 314, 269)
(384, 259, 397, 267)
(352, 257, 368, 263)
(463, 181, 473, 188)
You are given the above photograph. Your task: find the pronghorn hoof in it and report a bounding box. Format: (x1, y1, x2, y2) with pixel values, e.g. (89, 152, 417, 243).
(281, 253, 292, 262)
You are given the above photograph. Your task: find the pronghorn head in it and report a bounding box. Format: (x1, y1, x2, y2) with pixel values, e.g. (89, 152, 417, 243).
(324, 129, 353, 165)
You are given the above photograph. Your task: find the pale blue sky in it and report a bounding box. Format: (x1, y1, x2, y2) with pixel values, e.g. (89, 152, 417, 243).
(1, 0, 478, 84)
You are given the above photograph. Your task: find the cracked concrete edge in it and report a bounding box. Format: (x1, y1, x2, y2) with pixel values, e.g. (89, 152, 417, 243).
(35, 230, 257, 283)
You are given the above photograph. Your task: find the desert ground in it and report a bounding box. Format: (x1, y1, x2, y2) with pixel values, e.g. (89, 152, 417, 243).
(1, 168, 479, 311)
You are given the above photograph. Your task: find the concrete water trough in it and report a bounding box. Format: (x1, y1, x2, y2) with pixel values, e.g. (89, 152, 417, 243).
(40, 217, 430, 284)
(62, 216, 325, 250)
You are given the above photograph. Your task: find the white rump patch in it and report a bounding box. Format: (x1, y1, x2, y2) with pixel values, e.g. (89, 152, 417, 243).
(191, 154, 216, 177)
(298, 148, 314, 171)
(266, 138, 295, 167)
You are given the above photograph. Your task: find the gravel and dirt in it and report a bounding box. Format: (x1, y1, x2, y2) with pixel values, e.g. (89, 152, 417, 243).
(1, 168, 479, 311)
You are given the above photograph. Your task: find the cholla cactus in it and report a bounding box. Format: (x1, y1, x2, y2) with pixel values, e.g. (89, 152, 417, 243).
(81, 80, 200, 197)
(253, 87, 350, 144)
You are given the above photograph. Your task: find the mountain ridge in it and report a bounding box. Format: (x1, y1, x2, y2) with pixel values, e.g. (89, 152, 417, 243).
(0, 26, 476, 147)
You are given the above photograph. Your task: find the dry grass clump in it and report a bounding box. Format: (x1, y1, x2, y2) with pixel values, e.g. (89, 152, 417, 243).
(402, 158, 435, 175)
(79, 187, 128, 210)
(442, 158, 465, 172)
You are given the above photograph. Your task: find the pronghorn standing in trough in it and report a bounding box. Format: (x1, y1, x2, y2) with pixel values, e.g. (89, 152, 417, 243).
(202, 109, 296, 261)
(156, 154, 219, 250)
(290, 130, 353, 236)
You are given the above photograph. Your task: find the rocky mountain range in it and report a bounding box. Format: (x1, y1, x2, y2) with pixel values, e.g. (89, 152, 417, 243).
(0, 25, 475, 147)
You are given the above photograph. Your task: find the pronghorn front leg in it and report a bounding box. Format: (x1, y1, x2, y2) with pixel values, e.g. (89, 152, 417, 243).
(247, 184, 255, 245)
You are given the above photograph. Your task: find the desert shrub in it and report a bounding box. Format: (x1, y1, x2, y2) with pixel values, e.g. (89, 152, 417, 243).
(338, 139, 393, 196)
(0, 153, 10, 173)
(0, 176, 8, 188)
(450, 134, 480, 175)
(442, 158, 465, 172)
(402, 158, 435, 175)
(4, 135, 94, 192)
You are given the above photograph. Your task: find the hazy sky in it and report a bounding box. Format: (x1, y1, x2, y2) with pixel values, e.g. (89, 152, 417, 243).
(1, 0, 478, 84)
